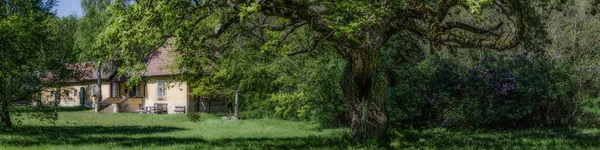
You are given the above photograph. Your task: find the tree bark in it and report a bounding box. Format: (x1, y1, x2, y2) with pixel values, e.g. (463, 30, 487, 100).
(0, 46, 10, 128)
(96, 67, 102, 112)
(340, 47, 388, 143)
(0, 87, 12, 128)
(208, 96, 212, 113)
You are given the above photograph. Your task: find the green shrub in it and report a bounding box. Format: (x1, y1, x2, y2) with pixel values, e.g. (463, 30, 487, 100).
(187, 113, 201, 123)
(389, 51, 600, 128)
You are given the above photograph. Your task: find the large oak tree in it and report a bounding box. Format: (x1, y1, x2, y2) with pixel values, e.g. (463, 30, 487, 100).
(98, 0, 526, 141)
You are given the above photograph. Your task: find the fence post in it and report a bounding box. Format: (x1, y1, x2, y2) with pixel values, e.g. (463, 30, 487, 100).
(234, 89, 239, 118)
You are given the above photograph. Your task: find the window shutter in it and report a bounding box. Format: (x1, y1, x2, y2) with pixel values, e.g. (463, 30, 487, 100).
(157, 80, 165, 99)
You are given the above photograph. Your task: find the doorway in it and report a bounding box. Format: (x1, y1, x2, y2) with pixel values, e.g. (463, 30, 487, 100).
(130, 86, 137, 97)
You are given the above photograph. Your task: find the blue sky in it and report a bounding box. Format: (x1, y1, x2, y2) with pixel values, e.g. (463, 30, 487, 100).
(53, 0, 83, 17)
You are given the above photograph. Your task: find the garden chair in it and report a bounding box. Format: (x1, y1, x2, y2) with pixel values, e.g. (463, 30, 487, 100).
(149, 106, 157, 114)
(136, 104, 147, 114)
(174, 106, 185, 114)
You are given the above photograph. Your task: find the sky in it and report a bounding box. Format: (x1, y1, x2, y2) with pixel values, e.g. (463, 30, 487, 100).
(53, 0, 83, 17)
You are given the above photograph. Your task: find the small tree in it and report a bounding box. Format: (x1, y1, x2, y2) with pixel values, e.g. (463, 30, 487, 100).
(74, 0, 113, 112)
(0, 0, 79, 128)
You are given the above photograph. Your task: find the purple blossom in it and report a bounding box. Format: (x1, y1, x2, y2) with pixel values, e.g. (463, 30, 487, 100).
(429, 93, 437, 104)
(552, 55, 562, 60)
(441, 117, 451, 127)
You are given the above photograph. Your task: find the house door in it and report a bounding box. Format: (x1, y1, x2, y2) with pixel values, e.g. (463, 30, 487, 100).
(130, 86, 137, 97)
(79, 87, 85, 105)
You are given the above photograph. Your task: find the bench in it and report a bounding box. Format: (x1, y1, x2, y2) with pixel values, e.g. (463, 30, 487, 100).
(174, 106, 185, 114)
(155, 103, 168, 114)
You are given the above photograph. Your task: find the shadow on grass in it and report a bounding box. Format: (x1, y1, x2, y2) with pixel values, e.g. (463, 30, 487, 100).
(55, 106, 94, 112)
(0, 125, 354, 149)
(393, 128, 600, 149)
(14, 106, 93, 113)
(1, 125, 186, 136)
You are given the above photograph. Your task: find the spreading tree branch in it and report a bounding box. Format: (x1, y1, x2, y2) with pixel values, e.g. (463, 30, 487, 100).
(262, 21, 294, 31)
(273, 21, 307, 48)
(443, 22, 502, 37)
(433, 0, 524, 50)
(218, 31, 242, 50)
(287, 31, 334, 56)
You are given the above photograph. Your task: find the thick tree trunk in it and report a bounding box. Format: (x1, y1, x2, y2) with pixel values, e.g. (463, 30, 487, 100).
(0, 40, 9, 128)
(340, 47, 388, 143)
(0, 88, 12, 128)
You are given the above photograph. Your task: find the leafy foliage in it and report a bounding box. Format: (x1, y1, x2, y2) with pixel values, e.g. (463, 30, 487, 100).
(388, 50, 600, 128)
(0, 0, 79, 127)
(186, 112, 201, 122)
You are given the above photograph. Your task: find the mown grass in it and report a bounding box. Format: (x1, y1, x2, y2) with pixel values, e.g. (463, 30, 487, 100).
(0, 108, 353, 149)
(4, 108, 600, 149)
(390, 127, 600, 149)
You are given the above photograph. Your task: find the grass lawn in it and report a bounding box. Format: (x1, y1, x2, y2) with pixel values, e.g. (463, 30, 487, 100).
(3, 108, 600, 149)
(0, 108, 353, 150)
(390, 128, 600, 149)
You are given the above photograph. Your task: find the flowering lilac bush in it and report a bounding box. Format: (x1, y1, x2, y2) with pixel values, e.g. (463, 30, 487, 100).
(389, 51, 593, 128)
(439, 55, 528, 127)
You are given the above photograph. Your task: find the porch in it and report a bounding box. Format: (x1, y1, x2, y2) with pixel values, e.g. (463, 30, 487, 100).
(98, 77, 146, 113)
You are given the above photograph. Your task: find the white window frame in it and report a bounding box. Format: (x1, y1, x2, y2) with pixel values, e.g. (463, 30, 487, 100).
(91, 85, 98, 96)
(157, 80, 166, 99)
(111, 83, 119, 97)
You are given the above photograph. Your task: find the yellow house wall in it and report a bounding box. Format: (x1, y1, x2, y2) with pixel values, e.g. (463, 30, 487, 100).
(119, 83, 126, 97)
(98, 82, 111, 101)
(120, 97, 143, 113)
(40, 77, 188, 113)
(41, 84, 86, 106)
(59, 84, 87, 106)
(144, 76, 188, 114)
(88, 82, 111, 105)
(40, 81, 112, 107)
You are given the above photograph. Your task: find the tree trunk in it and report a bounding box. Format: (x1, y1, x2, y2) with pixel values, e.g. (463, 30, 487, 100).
(55, 87, 61, 106)
(0, 40, 9, 128)
(208, 97, 212, 113)
(340, 47, 388, 143)
(96, 67, 102, 112)
(0, 88, 12, 128)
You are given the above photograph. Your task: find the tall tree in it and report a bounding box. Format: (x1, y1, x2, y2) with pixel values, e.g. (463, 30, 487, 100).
(0, 0, 78, 127)
(75, 0, 112, 111)
(97, 0, 526, 142)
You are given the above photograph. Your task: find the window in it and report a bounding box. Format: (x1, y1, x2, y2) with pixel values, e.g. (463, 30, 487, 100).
(91, 85, 98, 96)
(111, 83, 119, 97)
(74, 90, 78, 96)
(157, 80, 166, 99)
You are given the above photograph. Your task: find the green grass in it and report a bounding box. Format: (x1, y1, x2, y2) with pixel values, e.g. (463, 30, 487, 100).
(4, 108, 600, 149)
(0, 108, 353, 149)
(390, 127, 600, 149)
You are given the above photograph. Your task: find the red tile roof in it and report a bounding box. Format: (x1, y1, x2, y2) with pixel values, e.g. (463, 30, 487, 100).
(44, 62, 115, 83)
(142, 38, 180, 77)
(52, 38, 180, 83)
